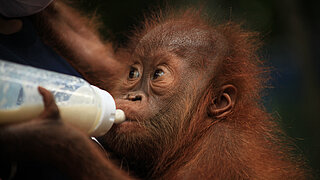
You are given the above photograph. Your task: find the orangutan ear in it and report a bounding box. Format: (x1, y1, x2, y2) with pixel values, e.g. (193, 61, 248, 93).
(208, 84, 237, 119)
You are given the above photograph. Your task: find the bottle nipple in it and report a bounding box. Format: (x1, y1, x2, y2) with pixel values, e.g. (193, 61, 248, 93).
(114, 109, 126, 124)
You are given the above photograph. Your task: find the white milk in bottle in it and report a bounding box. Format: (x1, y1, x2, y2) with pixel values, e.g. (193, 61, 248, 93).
(0, 59, 125, 137)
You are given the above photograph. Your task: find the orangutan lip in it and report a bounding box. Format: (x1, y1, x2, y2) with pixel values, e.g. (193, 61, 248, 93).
(125, 118, 136, 122)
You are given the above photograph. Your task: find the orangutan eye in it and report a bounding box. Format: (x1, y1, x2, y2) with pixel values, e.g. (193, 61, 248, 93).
(129, 67, 140, 79)
(152, 69, 165, 80)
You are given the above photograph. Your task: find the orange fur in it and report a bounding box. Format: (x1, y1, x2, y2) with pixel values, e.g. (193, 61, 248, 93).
(126, 9, 311, 179)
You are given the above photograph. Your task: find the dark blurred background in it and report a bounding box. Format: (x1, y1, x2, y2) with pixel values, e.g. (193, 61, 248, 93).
(75, 0, 320, 175)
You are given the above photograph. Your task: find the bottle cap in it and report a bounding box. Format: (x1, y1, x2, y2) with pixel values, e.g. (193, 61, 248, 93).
(115, 109, 126, 124)
(90, 85, 116, 137)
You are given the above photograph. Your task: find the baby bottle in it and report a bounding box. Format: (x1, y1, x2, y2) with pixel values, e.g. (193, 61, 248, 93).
(0, 59, 125, 137)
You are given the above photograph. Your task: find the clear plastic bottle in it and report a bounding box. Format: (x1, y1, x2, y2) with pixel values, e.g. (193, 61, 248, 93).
(0, 59, 125, 137)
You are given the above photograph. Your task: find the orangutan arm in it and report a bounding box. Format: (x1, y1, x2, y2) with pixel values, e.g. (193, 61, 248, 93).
(33, 0, 124, 90)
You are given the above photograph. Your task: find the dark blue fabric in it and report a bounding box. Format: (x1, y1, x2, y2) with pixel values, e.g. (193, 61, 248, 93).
(0, 17, 82, 77)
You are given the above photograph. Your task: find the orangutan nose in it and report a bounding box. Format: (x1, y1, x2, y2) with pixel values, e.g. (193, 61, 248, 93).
(127, 94, 142, 101)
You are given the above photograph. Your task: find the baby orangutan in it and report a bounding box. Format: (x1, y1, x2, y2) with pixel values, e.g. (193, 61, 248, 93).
(0, 1, 311, 179)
